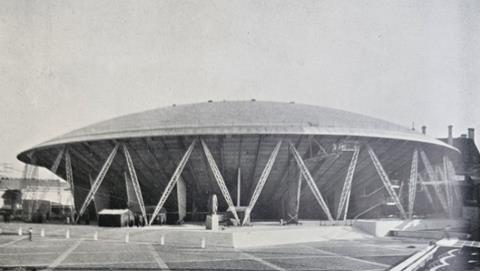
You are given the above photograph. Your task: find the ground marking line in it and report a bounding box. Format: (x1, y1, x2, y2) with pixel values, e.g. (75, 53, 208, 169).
(353, 241, 426, 250)
(300, 244, 390, 268)
(52, 250, 146, 255)
(239, 251, 286, 271)
(0, 264, 50, 268)
(147, 243, 170, 270)
(166, 257, 252, 264)
(260, 254, 408, 260)
(57, 260, 156, 266)
(45, 238, 83, 271)
(0, 236, 28, 247)
(0, 252, 59, 256)
(164, 254, 341, 264)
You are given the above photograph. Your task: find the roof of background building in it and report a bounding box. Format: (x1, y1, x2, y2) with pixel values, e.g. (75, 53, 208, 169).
(0, 178, 68, 190)
(31, 101, 454, 150)
(439, 137, 480, 180)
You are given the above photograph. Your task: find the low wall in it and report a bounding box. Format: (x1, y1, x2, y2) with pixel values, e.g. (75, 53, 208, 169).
(353, 219, 469, 237)
(353, 219, 404, 237)
(232, 226, 370, 248)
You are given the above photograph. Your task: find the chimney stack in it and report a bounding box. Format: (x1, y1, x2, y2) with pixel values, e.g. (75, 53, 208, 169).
(448, 125, 453, 145)
(468, 128, 475, 141)
(421, 126, 427, 135)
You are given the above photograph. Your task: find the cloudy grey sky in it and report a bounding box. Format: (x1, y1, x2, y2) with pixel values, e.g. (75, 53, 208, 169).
(1, 0, 479, 178)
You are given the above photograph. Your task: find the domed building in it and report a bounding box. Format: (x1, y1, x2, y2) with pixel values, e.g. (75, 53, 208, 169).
(17, 101, 460, 225)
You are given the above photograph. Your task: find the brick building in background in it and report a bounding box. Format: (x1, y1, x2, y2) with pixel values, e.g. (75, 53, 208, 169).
(439, 126, 480, 239)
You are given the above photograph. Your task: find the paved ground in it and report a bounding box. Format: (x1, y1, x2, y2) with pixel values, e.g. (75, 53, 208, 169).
(0, 222, 428, 270)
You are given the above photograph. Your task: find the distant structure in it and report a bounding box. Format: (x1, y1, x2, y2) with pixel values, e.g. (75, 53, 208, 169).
(439, 126, 480, 239)
(0, 177, 73, 222)
(17, 101, 461, 225)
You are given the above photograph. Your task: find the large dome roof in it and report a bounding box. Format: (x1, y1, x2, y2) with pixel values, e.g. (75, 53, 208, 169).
(33, 100, 452, 149)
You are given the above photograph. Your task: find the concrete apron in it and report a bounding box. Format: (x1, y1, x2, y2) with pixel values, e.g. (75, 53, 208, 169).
(123, 224, 371, 248)
(353, 218, 469, 237)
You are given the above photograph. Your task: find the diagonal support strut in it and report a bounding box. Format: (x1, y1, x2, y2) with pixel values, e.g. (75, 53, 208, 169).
(149, 139, 197, 226)
(336, 144, 360, 221)
(243, 141, 282, 225)
(367, 145, 407, 219)
(201, 139, 241, 225)
(50, 148, 65, 174)
(123, 144, 148, 224)
(442, 156, 455, 214)
(419, 149, 449, 214)
(408, 149, 418, 219)
(65, 149, 76, 213)
(418, 174, 436, 209)
(444, 156, 461, 202)
(289, 142, 334, 221)
(76, 144, 119, 222)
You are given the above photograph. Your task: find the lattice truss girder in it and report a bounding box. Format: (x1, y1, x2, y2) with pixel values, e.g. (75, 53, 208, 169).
(77, 144, 120, 222)
(50, 148, 65, 174)
(149, 139, 197, 225)
(123, 144, 148, 223)
(444, 157, 461, 200)
(336, 143, 360, 221)
(22, 154, 39, 219)
(65, 149, 76, 211)
(419, 149, 449, 214)
(367, 144, 408, 219)
(289, 142, 334, 221)
(407, 149, 418, 219)
(201, 139, 241, 225)
(435, 164, 453, 216)
(442, 156, 457, 213)
(418, 174, 436, 208)
(243, 140, 282, 225)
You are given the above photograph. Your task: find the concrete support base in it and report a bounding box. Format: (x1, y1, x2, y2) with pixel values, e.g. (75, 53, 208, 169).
(206, 215, 220, 231)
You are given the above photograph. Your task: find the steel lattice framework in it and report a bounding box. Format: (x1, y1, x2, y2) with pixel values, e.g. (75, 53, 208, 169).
(123, 144, 148, 224)
(65, 149, 76, 213)
(77, 144, 119, 222)
(336, 144, 360, 221)
(149, 139, 197, 225)
(50, 148, 64, 174)
(243, 141, 282, 225)
(419, 149, 449, 213)
(201, 139, 241, 225)
(289, 142, 334, 221)
(419, 174, 435, 208)
(367, 145, 407, 219)
(407, 149, 418, 219)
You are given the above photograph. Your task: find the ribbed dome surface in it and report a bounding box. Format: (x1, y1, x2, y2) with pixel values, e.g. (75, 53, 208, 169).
(34, 101, 449, 149)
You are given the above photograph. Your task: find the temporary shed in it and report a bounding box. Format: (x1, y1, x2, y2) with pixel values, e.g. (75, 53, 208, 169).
(98, 209, 133, 227)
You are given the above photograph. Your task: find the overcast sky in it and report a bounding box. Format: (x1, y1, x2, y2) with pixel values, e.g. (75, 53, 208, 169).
(1, 0, 479, 178)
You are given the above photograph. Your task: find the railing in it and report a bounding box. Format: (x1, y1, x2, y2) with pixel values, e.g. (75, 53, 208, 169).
(388, 244, 438, 271)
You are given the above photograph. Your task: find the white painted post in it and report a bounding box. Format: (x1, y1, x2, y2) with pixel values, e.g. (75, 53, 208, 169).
(201, 237, 206, 249)
(237, 168, 241, 207)
(18, 227, 22, 236)
(65, 229, 70, 239)
(160, 235, 165, 245)
(125, 232, 129, 243)
(40, 228, 45, 237)
(93, 231, 98, 241)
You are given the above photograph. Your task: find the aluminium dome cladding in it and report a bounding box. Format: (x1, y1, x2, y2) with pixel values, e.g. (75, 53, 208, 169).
(18, 100, 456, 160)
